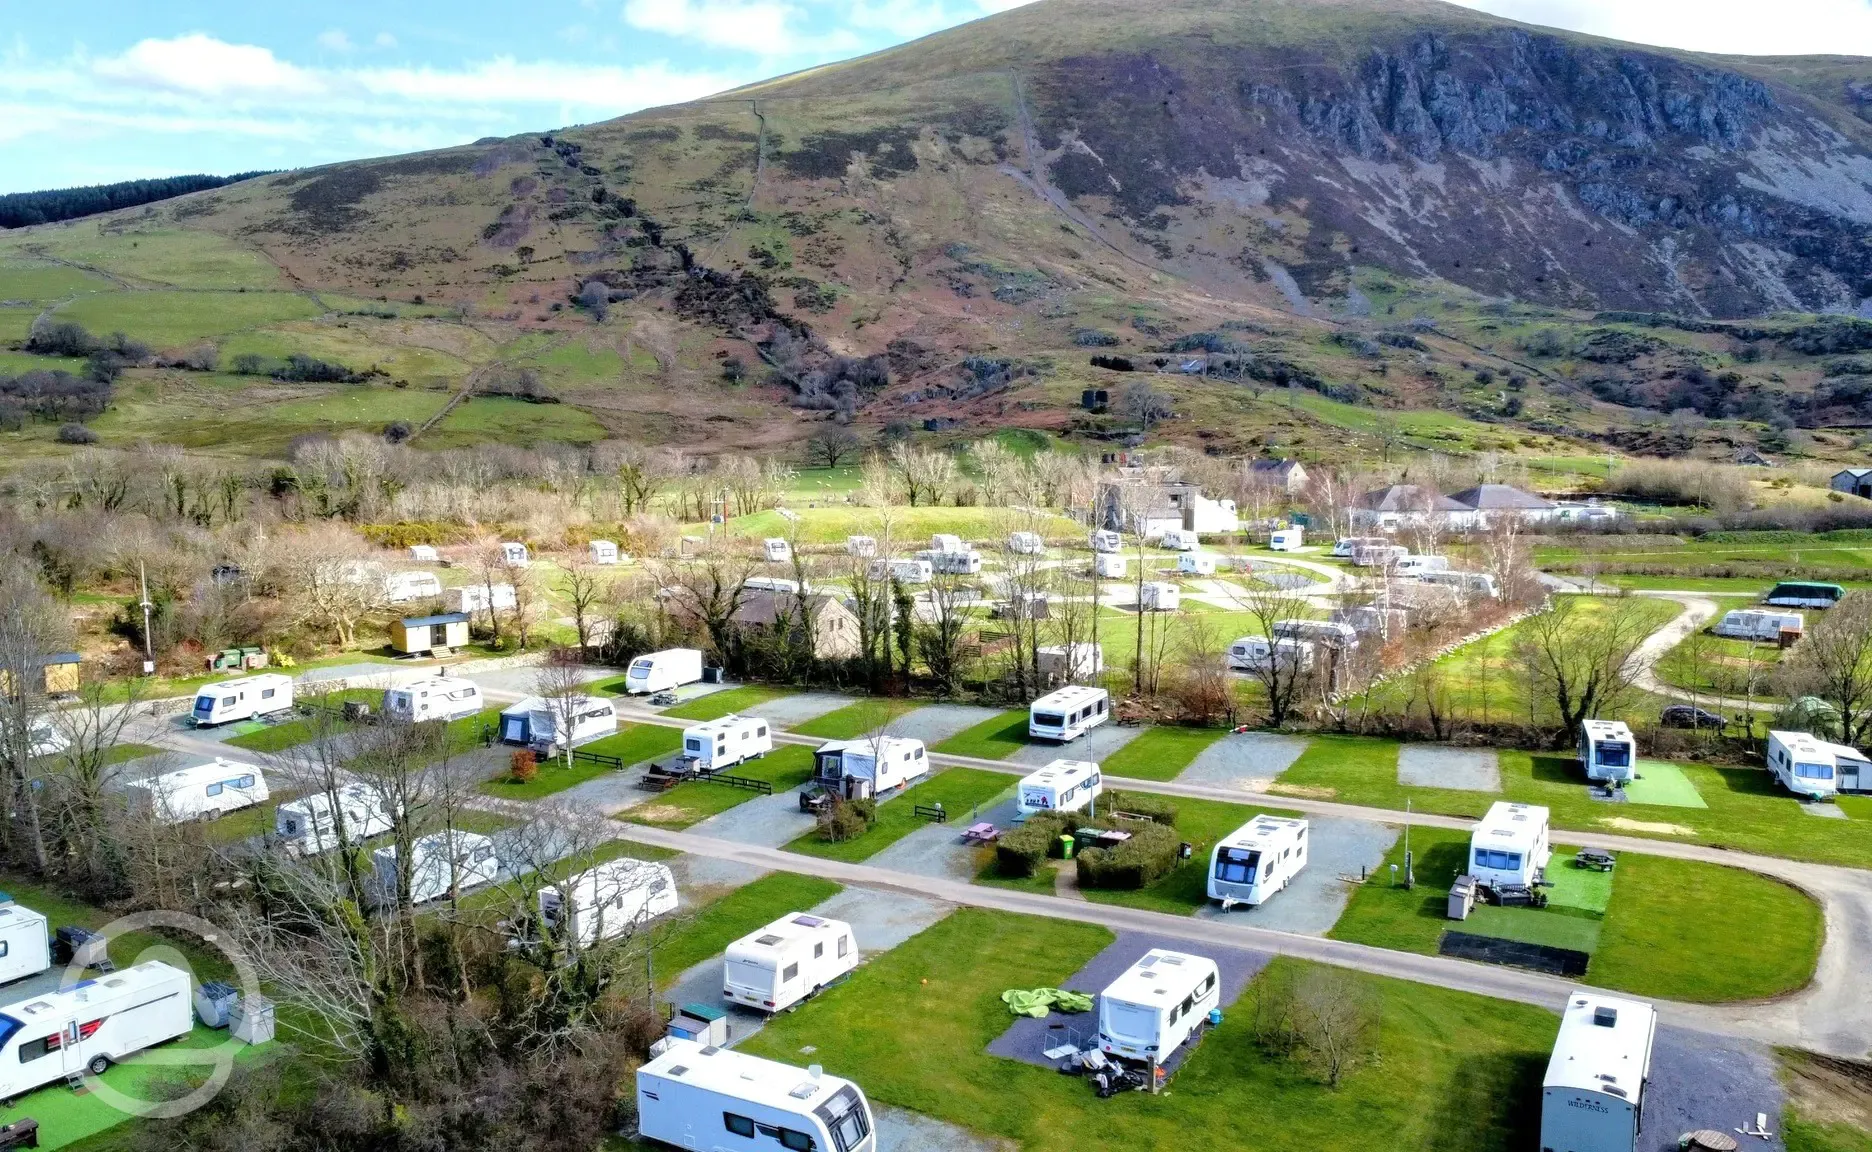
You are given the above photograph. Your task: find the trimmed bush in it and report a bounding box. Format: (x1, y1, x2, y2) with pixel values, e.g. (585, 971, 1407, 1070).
(1104, 789, 1177, 826)
(994, 813, 1068, 877)
(509, 750, 538, 783)
(1076, 821, 1181, 890)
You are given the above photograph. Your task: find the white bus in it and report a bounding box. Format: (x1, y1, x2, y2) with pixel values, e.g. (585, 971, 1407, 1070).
(1028, 685, 1110, 743)
(536, 859, 678, 949)
(1097, 949, 1221, 1066)
(812, 737, 929, 800)
(1468, 802, 1551, 889)
(124, 759, 269, 823)
(1765, 729, 1862, 801)
(1017, 759, 1102, 818)
(624, 648, 704, 695)
(1540, 991, 1656, 1152)
(191, 673, 293, 726)
(371, 830, 499, 906)
(638, 1038, 876, 1152)
(0, 901, 50, 987)
(723, 912, 858, 1013)
(1578, 719, 1636, 784)
(275, 782, 398, 856)
(0, 961, 193, 1092)
(680, 715, 773, 772)
(1208, 816, 1308, 906)
(383, 676, 484, 724)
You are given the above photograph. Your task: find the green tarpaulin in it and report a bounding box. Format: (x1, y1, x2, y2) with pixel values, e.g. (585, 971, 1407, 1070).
(1001, 988, 1094, 1018)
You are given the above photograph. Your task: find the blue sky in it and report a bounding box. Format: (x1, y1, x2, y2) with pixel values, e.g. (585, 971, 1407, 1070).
(3, 0, 1868, 195)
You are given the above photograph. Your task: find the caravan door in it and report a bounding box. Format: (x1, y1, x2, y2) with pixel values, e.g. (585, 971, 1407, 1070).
(500, 713, 529, 745)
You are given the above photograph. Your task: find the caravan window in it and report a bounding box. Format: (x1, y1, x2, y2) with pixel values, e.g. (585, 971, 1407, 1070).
(221, 696, 236, 708)
(757, 725, 768, 737)
(207, 783, 224, 797)
(1597, 742, 1632, 768)
(1795, 761, 1835, 780)
(783, 962, 799, 983)
(18, 1035, 56, 1062)
(723, 1114, 757, 1138)
(778, 1130, 814, 1152)
(1200, 973, 1215, 995)
(814, 942, 824, 959)
(237, 775, 255, 789)
(1034, 712, 1064, 728)
(261, 688, 276, 700)
(1474, 849, 1522, 872)
(1214, 848, 1259, 885)
(837, 935, 848, 958)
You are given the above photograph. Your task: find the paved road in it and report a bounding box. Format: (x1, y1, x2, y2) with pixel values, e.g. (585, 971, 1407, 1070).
(1624, 592, 1775, 712)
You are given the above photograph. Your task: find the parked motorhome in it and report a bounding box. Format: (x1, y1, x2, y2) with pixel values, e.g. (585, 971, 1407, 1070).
(813, 737, 930, 799)
(499, 542, 530, 567)
(1226, 636, 1316, 673)
(1332, 536, 1389, 558)
(124, 759, 269, 823)
(1468, 802, 1551, 889)
(498, 695, 617, 752)
(446, 583, 516, 613)
(1140, 582, 1180, 611)
(371, 830, 498, 906)
(868, 558, 933, 584)
(1208, 816, 1308, 906)
(1272, 619, 1359, 649)
(637, 1038, 876, 1152)
(191, 673, 293, 726)
(0, 961, 192, 1093)
(0, 900, 50, 986)
(1540, 991, 1656, 1152)
(1008, 531, 1046, 555)
(679, 715, 772, 772)
(1417, 569, 1501, 598)
(1097, 949, 1221, 1066)
(1766, 581, 1845, 609)
(919, 548, 983, 575)
(930, 534, 964, 554)
(1578, 719, 1636, 784)
(723, 912, 859, 1013)
(1094, 552, 1127, 579)
(537, 859, 678, 949)
(1765, 729, 1868, 800)
(1160, 528, 1199, 551)
(1177, 551, 1217, 576)
(588, 539, 620, 565)
(1714, 608, 1803, 642)
(275, 782, 398, 856)
(408, 544, 440, 563)
(1017, 759, 1102, 817)
(1037, 643, 1104, 681)
(384, 570, 443, 604)
(763, 538, 793, 563)
(624, 648, 705, 694)
(1028, 685, 1110, 742)
(1268, 527, 1303, 551)
(1091, 530, 1122, 554)
(846, 535, 877, 557)
(1394, 554, 1449, 575)
(383, 676, 484, 724)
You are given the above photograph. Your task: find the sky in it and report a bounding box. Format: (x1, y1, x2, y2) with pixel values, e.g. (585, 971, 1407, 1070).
(2, 0, 1869, 195)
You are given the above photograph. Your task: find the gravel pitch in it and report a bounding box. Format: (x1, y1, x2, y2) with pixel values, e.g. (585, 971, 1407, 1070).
(986, 931, 1270, 1069)
(1005, 721, 1145, 767)
(550, 759, 667, 815)
(688, 786, 818, 848)
(464, 663, 618, 698)
(667, 852, 769, 894)
(1196, 816, 1397, 935)
(1397, 745, 1502, 792)
(1175, 731, 1310, 790)
(1798, 802, 1848, 819)
(865, 790, 1019, 881)
(757, 692, 861, 728)
(874, 1106, 1006, 1152)
(888, 704, 1007, 746)
(1640, 1026, 1786, 1152)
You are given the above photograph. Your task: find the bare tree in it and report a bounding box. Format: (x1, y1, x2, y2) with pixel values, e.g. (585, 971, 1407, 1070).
(266, 525, 384, 649)
(558, 558, 611, 655)
(0, 561, 71, 869)
(1239, 586, 1320, 727)
(609, 444, 677, 516)
(888, 442, 954, 507)
(1294, 967, 1378, 1088)
(655, 537, 759, 666)
(44, 679, 142, 891)
(1117, 380, 1172, 430)
(533, 650, 593, 771)
(914, 571, 975, 697)
(1515, 593, 1655, 741)
(806, 426, 861, 469)
(1781, 591, 1872, 744)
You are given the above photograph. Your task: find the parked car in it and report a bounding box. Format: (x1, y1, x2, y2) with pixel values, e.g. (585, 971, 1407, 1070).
(1659, 704, 1725, 730)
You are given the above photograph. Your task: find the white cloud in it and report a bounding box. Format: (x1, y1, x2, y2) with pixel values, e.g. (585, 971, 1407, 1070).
(317, 29, 356, 53)
(623, 0, 806, 54)
(1446, 0, 1872, 56)
(92, 33, 325, 98)
(356, 57, 740, 109)
(373, 32, 399, 50)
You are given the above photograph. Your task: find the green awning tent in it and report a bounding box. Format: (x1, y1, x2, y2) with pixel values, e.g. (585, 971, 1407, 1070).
(1001, 988, 1095, 1018)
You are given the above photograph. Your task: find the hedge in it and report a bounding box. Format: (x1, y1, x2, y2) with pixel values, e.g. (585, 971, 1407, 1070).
(994, 813, 1069, 877)
(1103, 790, 1177, 826)
(359, 521, 479, 548)
(1075, 821, 1181, 890)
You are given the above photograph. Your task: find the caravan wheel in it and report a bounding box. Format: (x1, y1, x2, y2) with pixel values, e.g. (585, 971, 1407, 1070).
(87, 1054, 111, 1076)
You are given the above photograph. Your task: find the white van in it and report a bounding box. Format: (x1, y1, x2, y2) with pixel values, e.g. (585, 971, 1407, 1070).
(1094, 552, 1127, 579)
(1160, 528, 1199, 552)
(1468, 802, 1551, 889)
(1140, 582, 1180, 612)
(191, 673, 293, 726)
(498, 695, 617, 752)
(1091, 530, 1123, 554)
(124, 759, 269, 823)
(1765, 729, 1864, 801)
(383, 676, 484, 724)
(536, 859, 678, 949)
(0, 900, 50, 986)
(1097, 949, 1221, 1066)
(1713, 608, 1803, 642)
(1578, 719, 1636, 784)
(1028, 685, 1110, 742)
(1269, 527, 1303, 552)
(763, 538, 793, 563)
(1008, 531, 1046, 555)
(846, 535, 878, 558)
(680, 715, 773, 772)
(1226, 636, 1316, 673)
(384, 570, 443, 604)
(638, 1039, 876, 1152)
(1177, 552, 1217, 576)
(624, 647, 705, 694)
(274, 782, 398, 856)
(1208, 816, 1308, 906)
(1017, 759, 1102, 818)
(723, 912, 859, 1013)
(813, 737, 929, 799)
(371, 830, 499, 906)
(0, 961, 192, 1092)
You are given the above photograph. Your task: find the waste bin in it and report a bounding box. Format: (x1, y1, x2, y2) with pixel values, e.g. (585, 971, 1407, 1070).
(195, 981, 240, 1028)
(1057, 834, 1075, 860)
(229, 996, 275, 1045)
(1447, 874, 1477, 921)
(702, 667, 724, 684)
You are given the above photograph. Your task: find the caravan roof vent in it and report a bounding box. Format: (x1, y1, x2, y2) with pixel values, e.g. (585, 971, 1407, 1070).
(668, 1065, 689, 1077)
(1592, 1006, 1619, 1028)
(755, 934, 783, 946)
(791, 915, 826, 928)
(789, 1082, 817, 1099)
(1158, 955, 1184, 966)
(700, 1046, 721, 1056)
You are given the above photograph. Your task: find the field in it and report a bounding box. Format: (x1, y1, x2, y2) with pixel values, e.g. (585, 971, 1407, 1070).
(1098, 724, 1226, 781)
(660, 684, 793, 721)
(931, 710, 1031, 759)
(791, 698, 923, 739)
(729, 506, 1082, 546)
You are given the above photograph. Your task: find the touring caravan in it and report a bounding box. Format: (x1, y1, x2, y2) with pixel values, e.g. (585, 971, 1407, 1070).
(930, 534, 964, 554)
(1268, 527, 1303, 551)
(637, 1038, 876, 1152)
(1468, 802, 1551, 889)
(1352, 544, 1410, 568)
(1140, 582, 1180, 612)
(1332, 536, 1389, 558)
(384, 570, 443, 604)
(744, 576, 804, 595)
(1226, 636, 1316, 673)
(1091, 530, 1122, 554)
(764, 538, 793, 563)
(274, 782, 398, 856)
(920, 548, 983, 575)
(0, 961, 193, 1094)
(1394, 555, 1449, 575)
(1028, 685, 1110, 742)
(846, 535, 877, 558)
(812, 737, 929, 799)
(1540, 991, 1657, 1152)
(124, 759, 269, 824)
(1008, 531, 1046, 555)
(1094, 552, 1127, 579)
(1177, 551, 1218, 576)
(1097, 949, 1221, 1066)
(1160, 528, 1199, 552)
(498, 695, 617, 752)
(624, 648, 705, 694)
(499, 542, 530, 568)
(0, 900, 50, 986)
(868, 558, 933, 584)
(1208, 816, 1309, 907)
(408, 544, 440, 563)
(1713, 608, 1803, 642)
(1272, 619, 1359, 649)
(383, 676, 484, 724)
(191, 673, 293, 726)
(1037, 643, 1104, 681)
(1418, 570, 1502, 599)
(1017, 759, 1102, 818)
(446, 583, 516, 613)
(1765, 581, 1845, 610)
(537, 859, 678, 949)
(723, 912, 859, 1013)
(1578, 719, 1636, 784)
(679, 715, 773, 772)
(371, 830, 498, 906)
(1764, 729, 1868, 800)
(588, 539, 620, 565)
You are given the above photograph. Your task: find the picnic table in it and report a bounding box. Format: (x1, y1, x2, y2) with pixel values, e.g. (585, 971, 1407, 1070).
(1574, 849, 1616, 872)
(962, 822, 999, 845)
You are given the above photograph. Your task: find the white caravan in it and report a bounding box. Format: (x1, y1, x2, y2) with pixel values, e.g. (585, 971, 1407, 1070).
(1394, 555, 1449, 575)
(1160, 528, 1199, 552)
(1091, 530, 1122, 554)
(1469, 802, 1551, 889)
(26, 716, 67, 759)
(919, 548, 983, 575)
(813, 737, 929, 799)
(1008, 531, 1046, 555)
(124, 759, 269, 824)
(1097, 949, 1221, 1066)
(638, 1038, 876, 1152)
(1578, 719, 1636, 784)
(1332, 536, 1389, 558)
(191, 673, 293, 726)
(498, 695, 617, 752)
(446, 583, 516, 613)
(0, 961, 192, 1092)
(1028, 685, 1110, 742)
(588, 539, 620, 565)
(1017, 759, 1102, 818)
(723, 912, 859, 1013)
(1418, 570, 1502, 598)
(408, 544, 440, 563)
(1177, 551, 1217, 576)
(624, 647, 705, 694)
(1140, 582, 1180, 612)
(930, 534, 964, 554)
(384, 570, 443, 604)
(868, 558, 933, 584)
(274, 783, 398, 856)
(1037, 643, 1104, 681)
(1272, 619, 1359, 649)
(1094, 551, 1127, 579)
(371, 830, 498, 906)
(1713, 608, 1803, 641)
(1226, 636, 1316, 673)
(1352, 544, 1409, 568)
(0, 900, 50, 986)
(1208, 815, 1309, 906)
(764, 538, 793, 563)
(1540, 991, 1657, 1152)
(1765, 729, 1866, 801)
(499, 541, 530, 567)
(846, 535, 878, 558)
(537, 859, 678, 949)
(744, 576, 805, 595)
(383, 676, 484, 724)
(1269, 527, 1304, 551)
(680, 714, 773, 772)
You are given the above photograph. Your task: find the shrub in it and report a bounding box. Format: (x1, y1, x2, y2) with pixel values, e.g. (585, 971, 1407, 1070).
(1075, 821, 1180, 889)
(994, 813, 1068, 877)
(817, 797, 876, 842)
(509, 750, 538, 783)
(358, 521, 477, 548)
(55, 422, 97, 444)
(1103, 789, 1177, 825)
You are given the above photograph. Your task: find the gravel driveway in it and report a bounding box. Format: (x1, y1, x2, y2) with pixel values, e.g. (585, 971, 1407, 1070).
(759, 693, 861, 728)
(890, 704, 1006, 745)
(1196, 816, 1397, 935)
(1175, 732, 1310, 790)
(1397, 745, 1502, 792)
(875, 1107, 1009, 1152)
(1005, 721, 1145, 767)
(688, 786, 818, 848)
(865, 790, 1018, 881)
(1641, 1027, 1785, 1152)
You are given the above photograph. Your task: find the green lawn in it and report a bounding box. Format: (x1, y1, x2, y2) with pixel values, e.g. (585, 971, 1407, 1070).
(621, 745, 816, 830)
(477, 725, 680, 801)
(785, 768, 1013, 862)
(222, 690, 381, 753)
(1098, 725, 1227, 781)
(1079, 797, 1305, 916)
(1622, 760, 1708, 808)
(102, 742, 165, 765)
(660, 684, 792, 721)
(790, 698, 921, 740)
(931, 710, 1030, 760)
(741, 908, 1555, 1152)
(646, 871, 843, 988)
(727, 505, 1080, 546)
